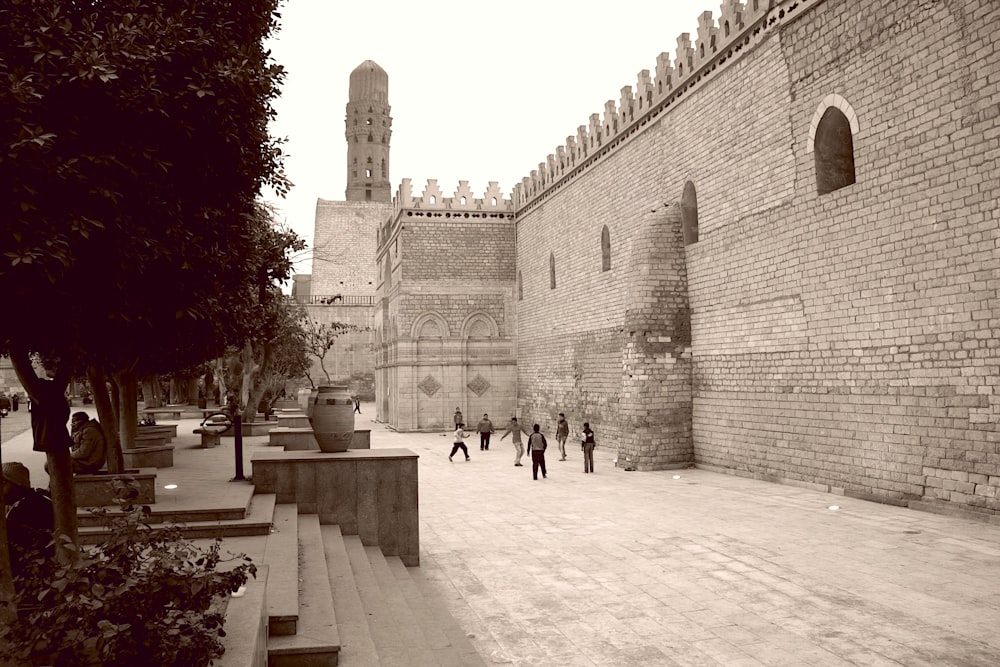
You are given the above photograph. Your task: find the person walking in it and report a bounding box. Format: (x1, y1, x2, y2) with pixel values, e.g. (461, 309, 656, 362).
(581, 422, 596, 473)
(476, 413, 494, 451)
(555, 413, 569, 461)
(453, 407, 463, 429)
(449, 423, 472, 462)
(499, 416, 529, 467)
(527, 424, 548, 480)
(11, 393, 19, 412)
(354, 397, 362, 414)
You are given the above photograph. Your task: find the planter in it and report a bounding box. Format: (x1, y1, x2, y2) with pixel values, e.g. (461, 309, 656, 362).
(306, 387, 319, 419)
(311, 384, 354, 452)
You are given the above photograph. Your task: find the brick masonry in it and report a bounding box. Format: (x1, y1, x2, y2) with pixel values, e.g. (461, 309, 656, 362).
(513, 0, 1000, 515)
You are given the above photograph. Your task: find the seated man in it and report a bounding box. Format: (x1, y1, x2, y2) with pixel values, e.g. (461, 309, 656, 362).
(3, 462, 54, 580)
(70, 411, 107, 474)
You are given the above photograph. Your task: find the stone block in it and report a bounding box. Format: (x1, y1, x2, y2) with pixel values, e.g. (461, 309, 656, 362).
(250, 448, 419, 565)
(122, 445, 174, 469)
(268, 427, 317, 451)
(75, 469, 156, 507)
(276, 414, 310, 429)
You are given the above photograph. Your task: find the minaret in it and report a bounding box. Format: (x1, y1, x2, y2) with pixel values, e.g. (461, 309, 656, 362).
(345, 60, 392, 203)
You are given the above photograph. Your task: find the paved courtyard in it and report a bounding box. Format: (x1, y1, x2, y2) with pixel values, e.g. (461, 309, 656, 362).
(3, 405, 1000, 665)
(396, 419, 1000, 666)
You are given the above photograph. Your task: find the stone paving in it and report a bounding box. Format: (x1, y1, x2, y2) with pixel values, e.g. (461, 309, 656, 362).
(4, 404, 1000, 665)
(397, 422, 1000, 666)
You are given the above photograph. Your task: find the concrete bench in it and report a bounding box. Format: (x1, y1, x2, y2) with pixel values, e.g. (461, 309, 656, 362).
(275, 413, 310, 429)
(193, 428, 222, 448)
(123, 445, 174, 468)
(142, 408, 183, 421)
(75, 468, 156, 507)
(137, 424, 177, 441)
(134, 432, 170, 448)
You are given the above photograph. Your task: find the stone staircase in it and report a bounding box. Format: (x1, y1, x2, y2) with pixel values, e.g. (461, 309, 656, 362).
(258, 503, 484, 666)
(103, 493, 483, 667)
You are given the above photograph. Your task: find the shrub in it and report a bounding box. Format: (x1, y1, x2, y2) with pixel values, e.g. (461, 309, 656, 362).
(0, 481, 256, 666)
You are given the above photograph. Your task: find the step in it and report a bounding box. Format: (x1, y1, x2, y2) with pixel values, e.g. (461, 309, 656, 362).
(344, 535, 408, 665)
(364, 546, 432, 664)
(321, 525, 380, 666)
(218, 563, 269, 667)
(78, 491, 275, 544)
(267, 514, 340, 667)
(77, 482, 256, 527)
(402, 563, 490, 666)
(263, 504, 299, 636)
(386, 557, 485, 666)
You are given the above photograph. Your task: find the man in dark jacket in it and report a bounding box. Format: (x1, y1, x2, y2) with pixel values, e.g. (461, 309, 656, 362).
(70, 411, 107, 474)
(3, 461, 54, 579)
(527, 424, 548, 480)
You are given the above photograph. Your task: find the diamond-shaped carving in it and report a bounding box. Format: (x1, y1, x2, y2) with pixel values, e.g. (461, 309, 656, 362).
(418, 375, 442, 397)
(467, 374, 490, 397)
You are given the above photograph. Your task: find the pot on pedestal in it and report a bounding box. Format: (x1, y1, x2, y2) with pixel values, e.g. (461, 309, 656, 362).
(311, 384, 354, 452)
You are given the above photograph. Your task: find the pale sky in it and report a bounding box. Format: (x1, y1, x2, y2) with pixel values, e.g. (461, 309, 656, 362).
(262, 1, 705, 276)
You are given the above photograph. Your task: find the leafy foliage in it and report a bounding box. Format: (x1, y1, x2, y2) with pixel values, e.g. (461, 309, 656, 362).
(0, 481, 255, 666)
(0, 0, 288, 370)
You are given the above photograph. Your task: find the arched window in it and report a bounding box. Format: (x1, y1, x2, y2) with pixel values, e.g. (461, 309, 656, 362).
(381, 160, 386, 178)
(367, 133, 373, 142)
(517, 271, 522, 301)
(549, 253, 556, 289)
(681, 181, 699, 245)
(460, 196, 467, 205)
(809, 94, 859, 196)
(601, 225, 611, 272)
(814, 108, 856, 195)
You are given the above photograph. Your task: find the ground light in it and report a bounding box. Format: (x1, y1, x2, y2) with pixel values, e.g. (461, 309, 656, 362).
(164, 484, 178, 490)
(828, 505, 840, 511)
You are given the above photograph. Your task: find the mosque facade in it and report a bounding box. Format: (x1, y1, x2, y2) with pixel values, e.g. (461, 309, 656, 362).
(303, 0, 1000, 518)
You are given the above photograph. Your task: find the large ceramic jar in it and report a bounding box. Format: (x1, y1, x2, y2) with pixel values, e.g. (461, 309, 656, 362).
(306, 387, 320, 419)
(311, 384, 354, 452)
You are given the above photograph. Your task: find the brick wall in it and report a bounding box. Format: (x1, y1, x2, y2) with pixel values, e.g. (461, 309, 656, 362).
(311, 199, 391, 297)
(514, 0, 1000, 513)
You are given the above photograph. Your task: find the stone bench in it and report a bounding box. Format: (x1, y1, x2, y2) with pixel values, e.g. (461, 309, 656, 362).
(122, 445, 174, 468)
(137, 424, 177, 441)
(75, 468, 156, 507)
(142, 408, 183, 421)
(134, 432, 170, 448)
(275, 413, 310, 429)
(193, 428, 222, 448)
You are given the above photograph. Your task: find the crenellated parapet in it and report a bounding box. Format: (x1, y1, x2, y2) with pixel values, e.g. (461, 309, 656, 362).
(513, 0, 813, 213)
(391, 178, 513, 214)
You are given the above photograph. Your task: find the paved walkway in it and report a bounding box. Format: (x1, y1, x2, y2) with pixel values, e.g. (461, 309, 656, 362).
(4, 405, 1000, 665)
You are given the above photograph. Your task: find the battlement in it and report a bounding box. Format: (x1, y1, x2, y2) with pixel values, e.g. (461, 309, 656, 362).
(513, 0, 813, 213)
(392, 178, 514, 215)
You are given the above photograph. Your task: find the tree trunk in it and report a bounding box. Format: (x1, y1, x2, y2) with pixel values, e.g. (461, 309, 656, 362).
(88, 365, 124, 474)
(46, 449, 77, 564)
(240, 341, 257, 421)
(116, 370, 139, 452)
(141, 374, 163, 408)
(0, 453, 16, 622)
(8, 346, 78, 566)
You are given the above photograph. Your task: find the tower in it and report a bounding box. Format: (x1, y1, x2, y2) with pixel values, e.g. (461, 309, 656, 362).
(345, 60, 391, 203)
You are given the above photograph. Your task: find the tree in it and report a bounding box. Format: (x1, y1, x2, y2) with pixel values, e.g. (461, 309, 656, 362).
(301, 316, 358, 386)
(0, 0, 287, 603)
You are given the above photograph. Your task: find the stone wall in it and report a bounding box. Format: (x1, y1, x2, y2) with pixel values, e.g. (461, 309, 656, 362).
(513, 0, 1000, 514)
(311, 198, 390, 298)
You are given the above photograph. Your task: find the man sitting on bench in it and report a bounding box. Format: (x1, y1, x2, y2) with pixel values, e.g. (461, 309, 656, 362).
(70, 411, 107, 474)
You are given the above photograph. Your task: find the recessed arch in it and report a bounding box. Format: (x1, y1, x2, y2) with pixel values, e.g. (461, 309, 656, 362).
(517, 271, 523, 301)
(549, 252, 556, 289)
(681, 181, 699, 246)
(601, 225, 611, 272)
(411, 312, 450, 339)
(461, 312, 499, 338)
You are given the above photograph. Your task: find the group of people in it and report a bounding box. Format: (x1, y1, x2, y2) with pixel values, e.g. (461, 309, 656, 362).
(0, 392, 21, 417)
(448, 407, 598, 480)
